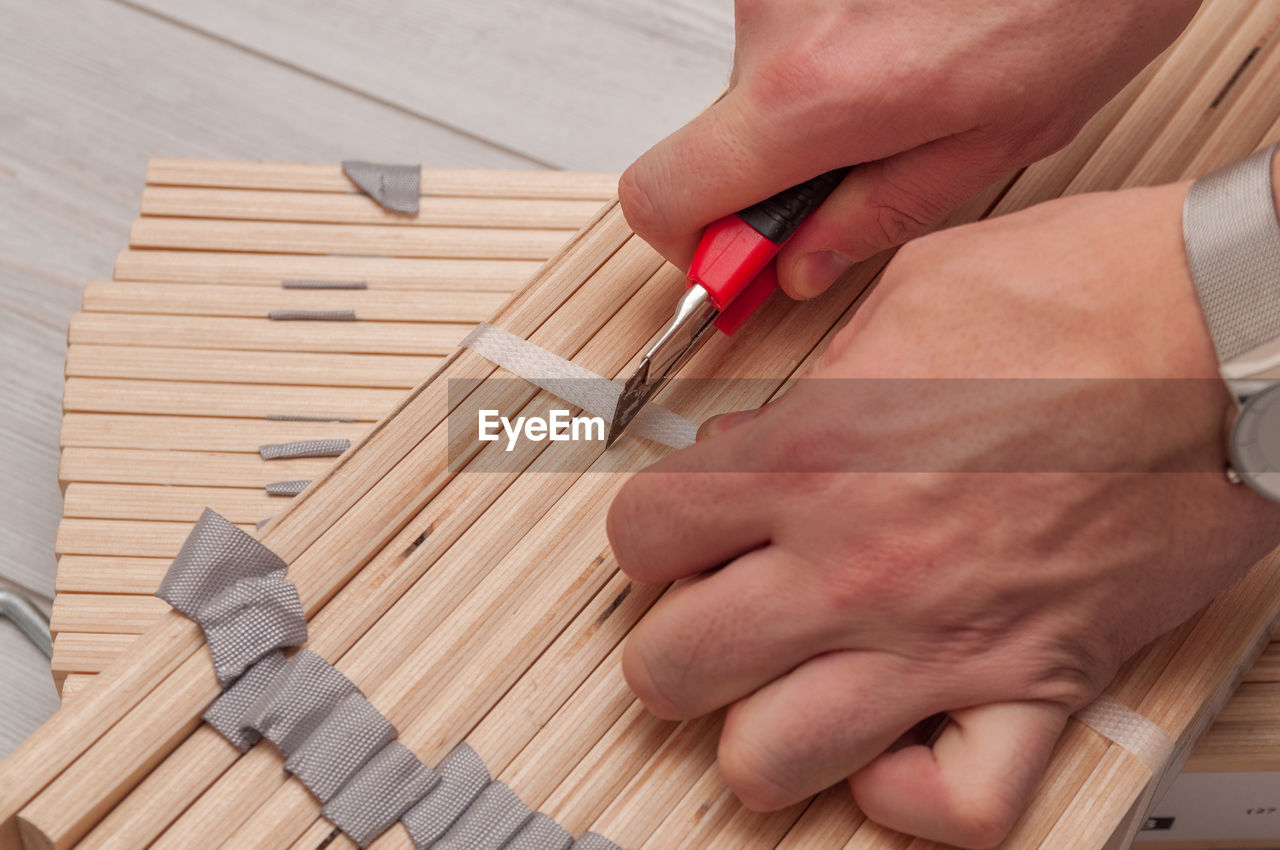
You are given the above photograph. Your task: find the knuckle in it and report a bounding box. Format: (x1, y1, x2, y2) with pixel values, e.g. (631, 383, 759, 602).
(621, 632, 690, 720)
(717, 725, 799, 811)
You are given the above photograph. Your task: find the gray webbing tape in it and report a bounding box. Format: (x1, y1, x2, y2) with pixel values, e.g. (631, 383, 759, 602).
(323, 741, 441, 847)
(266, 479, 313, 497)
(267, 413, 358, 423)
(343, 160, 421, 216)
(155, 508, 306, 685)
(571, 834, 625, 850)
(431, 781, 533, 849)
(268, 309, 358, 321)
(282, 280, 368, 290)
(203, 650, 287, 750)
(260, 439, 351, 460)
(402, 744, 491, 845)
(1184, 143, 1280, 363)
(1073, 694, 1175, 775)
(461, 323, 698, 450)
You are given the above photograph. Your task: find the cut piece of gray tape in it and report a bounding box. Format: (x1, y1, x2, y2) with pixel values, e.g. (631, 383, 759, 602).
(286, 690, 397, 802)
(259, 439, 350, 460)
(242, 650, 371, 756)
(155, 508, 306, 685)
(203, 650, 287, 751)
(402, 743, 491, 846)
(267, 413, 358, 423)
(504, 814, 573, 850)
(461, 323, 697, 450)
(282, 280, 368, 290)
(343, 160, 421, 216)
(1073, 693, 1175, 774)
(322, 741, 440, 847)
(430, 781, 531, 850)
(268, 309, 357, 321)
(266, 479, 313, 497)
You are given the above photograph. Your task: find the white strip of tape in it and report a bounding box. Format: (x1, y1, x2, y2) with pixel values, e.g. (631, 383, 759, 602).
(461, 323, 697, 450)
(1073, 694, 1175, 774)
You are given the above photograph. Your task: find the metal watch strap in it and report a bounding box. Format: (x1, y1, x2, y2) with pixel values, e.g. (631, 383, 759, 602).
(1182, 143, 1280, 366)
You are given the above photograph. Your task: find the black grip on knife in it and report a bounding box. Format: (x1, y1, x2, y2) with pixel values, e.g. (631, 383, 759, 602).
(734, 166, 854, 244)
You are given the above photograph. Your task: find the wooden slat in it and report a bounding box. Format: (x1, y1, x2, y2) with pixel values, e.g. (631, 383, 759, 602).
(1243, 641, 1280, 683)
(62, 378, 403, 420)
(58, 447, 332, 489)
(67, 313, 470, 355)
(139, 187, 604, 229)
(129, 218, 571, 259)
(144, 160, 619, 199)
(60, 414, 369, 452)
(50, 634, 140, 676)
(64, 345, 436, 389)
(55, 519, 255, 559)
(81, 281, 507, 323)
(55, 557, 175, 596)
(58, 675, 97, 705)
(62, 484, 278, 524)
(51, 596, 170, 637)
(113, 251, 541, 290)
(1184, 682, 1280, 772)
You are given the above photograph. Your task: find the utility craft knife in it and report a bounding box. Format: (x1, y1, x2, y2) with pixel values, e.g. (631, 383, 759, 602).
(606, 166, 853, 446)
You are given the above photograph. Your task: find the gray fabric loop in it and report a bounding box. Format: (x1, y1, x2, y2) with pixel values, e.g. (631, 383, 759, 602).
(503, 813, 573, 850)
(322, 741, 440, 847)
(571, 834, 625, 850)
(282, 279, 367, 290)
(241, 650, 369, 756)
(401, 743, 491, 846)
(259, 439, 351, 460)
(268, 309, 358, 321)
(1184, 143, 1280, 361)
(156, 508, 306, 684)
(203, 650, 287, 751)
(430, 782, 531, 850)
(343, 160, 421, 216)
(286, 692, 397, 802)
(267, 413, 358, 423)
(267, 479, 313, 497)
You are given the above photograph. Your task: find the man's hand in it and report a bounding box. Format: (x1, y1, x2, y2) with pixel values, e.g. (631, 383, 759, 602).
(619, 0, 1198, 299)
(606, 182, 1280, 848)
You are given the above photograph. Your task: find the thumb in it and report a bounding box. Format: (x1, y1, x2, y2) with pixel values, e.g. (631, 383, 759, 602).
(618, 90, 850, 270)
(849, 701, 1068, 849)
(777, 131, 1012, 299)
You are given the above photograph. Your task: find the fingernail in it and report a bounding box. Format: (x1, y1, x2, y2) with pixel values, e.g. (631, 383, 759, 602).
(697, 408, 759, 441)
(794, 251, 853, 298)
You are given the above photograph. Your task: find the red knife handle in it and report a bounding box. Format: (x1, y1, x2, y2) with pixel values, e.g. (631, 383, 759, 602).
(687, 167, 851, 324)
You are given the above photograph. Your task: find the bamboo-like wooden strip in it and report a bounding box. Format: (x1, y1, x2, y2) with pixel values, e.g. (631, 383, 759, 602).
(54, 556, 171, 595)
(144, 159, 618, 200)
(112, 250, 540, 290)
(58, 448, 334, 489)
(60, 414, 370, 452)
(55, 519, 255, 559)
(1184, 682, 1280, 772)
(129, 218, 570, 260)
(80, 281, 507, 324)
(57, 674, 96, 704)
(49, 595, 169, 637)
(775, 786, 866, 850)
(62, 377, 406, 420)
(65, 345, 436, 390)
(62, 483, 279, 523)
(49, 634, 140, 677)
(139, 187, 605, 229)
(67, 313, 470, 355)
(3, 204, 636, 846)
(1243, 641, 1280, 683)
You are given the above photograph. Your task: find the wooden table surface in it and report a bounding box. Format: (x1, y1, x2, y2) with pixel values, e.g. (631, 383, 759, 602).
(0, 0, 733, 759)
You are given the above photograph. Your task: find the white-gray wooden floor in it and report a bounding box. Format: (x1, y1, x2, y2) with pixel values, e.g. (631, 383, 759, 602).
(0, 0, 733, 759)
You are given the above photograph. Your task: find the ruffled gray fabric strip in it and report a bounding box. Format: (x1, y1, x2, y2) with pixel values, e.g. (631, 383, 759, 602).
(259, 439, 351, 460)
(266, 479, 313, 496)
(342, 160, 421, 216)
(155, 508, 306, 685)
(322, 741, 440, 847)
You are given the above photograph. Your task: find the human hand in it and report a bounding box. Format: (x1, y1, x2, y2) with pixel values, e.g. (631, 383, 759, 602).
(606, 181, 1280, 847)
(619, 0, 1198, 299)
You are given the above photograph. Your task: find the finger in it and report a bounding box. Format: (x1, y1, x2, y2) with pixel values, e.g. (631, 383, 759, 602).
(717, 649, 948, 811)
(623, 546, 839, 720)
(607, 411, 774, 583)
(777, 131, 1012, 298)
(849, 701, 1068, 849)
(618, 89, 859, 269)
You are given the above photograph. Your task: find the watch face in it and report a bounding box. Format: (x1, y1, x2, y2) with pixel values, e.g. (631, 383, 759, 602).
(1231, 383, 1280, 504)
